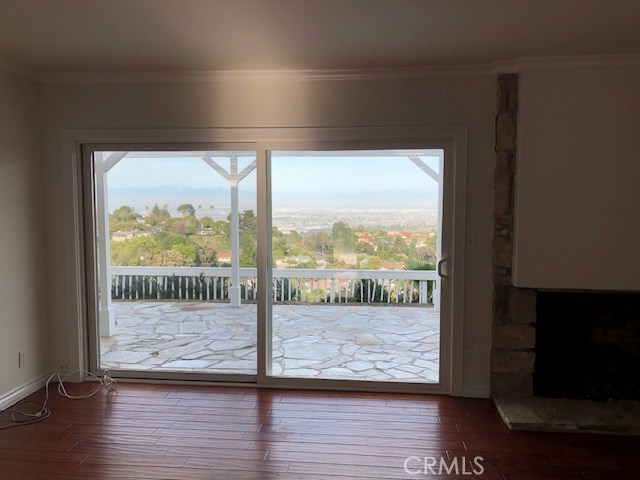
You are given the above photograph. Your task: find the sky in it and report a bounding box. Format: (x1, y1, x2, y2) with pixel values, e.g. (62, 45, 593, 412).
(106, 151, 441, 211)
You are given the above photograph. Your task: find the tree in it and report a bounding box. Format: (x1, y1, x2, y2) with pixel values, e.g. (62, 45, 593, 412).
(192, 241, 218, 266)
(154, 231, 187, 250)
(177, 203, 196, 216)
(332, 221, 356, 254)
(211, 220, 231, 236)
(305, 231, 332, 255)
(364, 256, 381, 270)
(404, 258, 436, 271)
(318, 231, 332, 255)
(111, 205, 138, 222)
(418, 244, 437, 264)
(404, 258, 436, 300)
(167, 219, 188, 236)
(199, 216, 214, 229)
(110, 235, 160, 266)
(239, 209, 257, 234)
(356, 241, 375, 256)
(238, 210, 257, 267)
(326, 254, 338, 268)
(286, 230, 302, 244)
(171, 244, 196, 263)
(146, 250, 191, 267)
(109, 206, 144, 233)
(272, 227, 289, 256)
(393, 236, 408, 257)
(151, 203, 170, 217)
(167, 216, 197, 236)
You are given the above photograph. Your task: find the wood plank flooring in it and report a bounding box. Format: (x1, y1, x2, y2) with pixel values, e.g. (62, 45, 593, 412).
(0, 382, 639, 479)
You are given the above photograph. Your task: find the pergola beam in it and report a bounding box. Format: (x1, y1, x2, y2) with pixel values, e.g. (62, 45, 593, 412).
(95, 151, 129, 338)
(409, 156, 439, 183)
(408, 154, 443, 311)
(102, 152, 128, 173)
(201, 155, 257, 307)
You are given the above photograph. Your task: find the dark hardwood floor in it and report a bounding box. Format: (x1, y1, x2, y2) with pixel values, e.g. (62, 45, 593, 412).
(1, 382, 639, 479)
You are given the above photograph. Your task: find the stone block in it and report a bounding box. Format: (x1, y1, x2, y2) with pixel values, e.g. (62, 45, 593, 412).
(491, 350, 535, 374)
(493, 268, 512, 286)
(492, 325, 536, 349)
(494, 236, 513, 268)
(496, 112, 516, 151)
(493, 285, 511, 325)
(491, 371, 533, 398)
(496, 81, 508, 113)
(509, 288, 537, 324)
(494, 182, 511, 215)
(497, 74, 518, 113)
(494, 152, 513, 215)
(494, 215, 513, 237)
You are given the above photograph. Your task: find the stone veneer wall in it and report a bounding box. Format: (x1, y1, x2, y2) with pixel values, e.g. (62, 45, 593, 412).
(491, 74, 537, 398)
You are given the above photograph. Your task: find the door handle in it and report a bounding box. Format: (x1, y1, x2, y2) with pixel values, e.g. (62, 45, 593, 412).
(437, 258, 448, 279)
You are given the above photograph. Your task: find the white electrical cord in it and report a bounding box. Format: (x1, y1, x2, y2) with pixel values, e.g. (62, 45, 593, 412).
(55, 369, 117, 399)
(0, 369, 117, 430)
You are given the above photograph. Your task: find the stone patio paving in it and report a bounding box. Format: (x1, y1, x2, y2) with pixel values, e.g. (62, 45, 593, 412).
(100, 301, 440, 383)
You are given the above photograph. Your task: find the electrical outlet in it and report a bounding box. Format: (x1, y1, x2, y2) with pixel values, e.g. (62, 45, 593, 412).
(18, 352, 25, 368)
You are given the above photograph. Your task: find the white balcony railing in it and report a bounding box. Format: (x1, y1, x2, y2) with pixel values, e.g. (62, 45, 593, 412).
(110, 266, 438, 305)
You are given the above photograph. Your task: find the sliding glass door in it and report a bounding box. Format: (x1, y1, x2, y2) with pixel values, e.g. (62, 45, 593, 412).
(85, 140, 451, 391)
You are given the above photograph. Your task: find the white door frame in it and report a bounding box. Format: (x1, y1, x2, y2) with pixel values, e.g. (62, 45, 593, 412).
(62, 126, 467, 394)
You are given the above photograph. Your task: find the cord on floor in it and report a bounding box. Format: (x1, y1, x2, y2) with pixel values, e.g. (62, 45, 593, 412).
(0, 369, 117, 430)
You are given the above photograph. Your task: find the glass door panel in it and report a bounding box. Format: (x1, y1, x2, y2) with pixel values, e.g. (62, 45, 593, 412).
(269, 150, 443, 383)
(91, 150, 257, 377)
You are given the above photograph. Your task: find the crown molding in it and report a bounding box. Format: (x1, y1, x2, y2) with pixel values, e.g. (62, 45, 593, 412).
(9, 54, 640, 85)
(512, 54, 640, 71)
(41, 63, 499, 84)
(0, 56, 41, 81)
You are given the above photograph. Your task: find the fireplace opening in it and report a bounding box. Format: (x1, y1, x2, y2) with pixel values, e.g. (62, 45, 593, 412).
(534, 292, 640, 401)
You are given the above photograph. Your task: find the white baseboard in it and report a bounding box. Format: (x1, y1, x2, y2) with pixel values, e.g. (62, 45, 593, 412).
(457, 384, 491, 398)
(0, 373, 51, 411)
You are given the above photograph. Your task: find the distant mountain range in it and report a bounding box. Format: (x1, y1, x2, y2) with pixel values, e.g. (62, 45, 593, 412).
(108, 185, 438, 209)
(110, 186, 236, 197)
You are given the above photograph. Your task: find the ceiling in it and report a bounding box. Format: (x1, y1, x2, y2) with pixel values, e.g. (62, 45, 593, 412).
(1, 0, 639, 73)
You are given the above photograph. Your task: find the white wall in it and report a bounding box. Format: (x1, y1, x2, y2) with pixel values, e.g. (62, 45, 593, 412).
(41, 75, 496, 395)
(514, 66, 640, 291)
(0, 70, 49, 403)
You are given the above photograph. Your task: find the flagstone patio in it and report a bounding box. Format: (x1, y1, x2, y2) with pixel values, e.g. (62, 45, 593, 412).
(100, 301, 440, 383)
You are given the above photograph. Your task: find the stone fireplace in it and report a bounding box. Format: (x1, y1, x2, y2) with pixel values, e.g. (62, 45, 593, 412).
(491, 73, 537, 398)
(490, 75, 640, 433)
